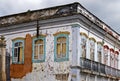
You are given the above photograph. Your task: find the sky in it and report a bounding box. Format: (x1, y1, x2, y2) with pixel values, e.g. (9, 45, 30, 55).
(0, 0, 120, 34)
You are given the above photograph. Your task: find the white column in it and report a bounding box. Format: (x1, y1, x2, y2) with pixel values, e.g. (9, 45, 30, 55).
(71, 24, 81, 66)
(95, 75, 97, 81)
(118, 53, 120, 69)
(86, 39, 90, 59)
(70, 24, 81, 81)
(108, 50, 110, 66)
(102, 47, 104, 64)
(94, 43, 97, 61)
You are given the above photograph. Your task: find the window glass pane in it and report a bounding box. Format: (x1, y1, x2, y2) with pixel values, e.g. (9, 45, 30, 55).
(57, 37, 67, 59)
(57, 37, 66, 43)
(97, 44, 102, 63)
(34, 45, 38, 59)
(19, 42, 22, 47)
(34, 39, 44, 60)
(104, 49, 108, 65)
(18, 47, 20, 62)
(110, 51, 114, 67)
(15, 42, 19, 47)
(81, 35, 87, 58)
(90, 40, 95, 60)
(13, 41, 23, 63)
(98, 51, 101, 62)
(62, 43, 66, 57)
(57, 43, 61, 58)
(35, 39, 43, 44)
(19, 47, 23, 62)
(61, 37, 66, 42)
(14, 48, 18, 57)
(39, 45, 44, 54)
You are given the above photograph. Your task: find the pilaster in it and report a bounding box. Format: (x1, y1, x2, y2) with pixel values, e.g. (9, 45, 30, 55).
(71, 24, 81, 81)
(0, 36, 6, 81)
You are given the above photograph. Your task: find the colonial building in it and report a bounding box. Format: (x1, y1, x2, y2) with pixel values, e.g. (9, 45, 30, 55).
(0, 2, 120, 81)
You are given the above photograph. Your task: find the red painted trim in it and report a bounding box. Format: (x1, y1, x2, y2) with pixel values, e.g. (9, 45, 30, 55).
(115, 51, 119, 55)
(104, 45, 109, 49)
(110, 48, 114, 53)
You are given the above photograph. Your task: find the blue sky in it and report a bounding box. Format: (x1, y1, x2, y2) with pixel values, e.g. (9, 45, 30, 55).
(0, 0, 120, 34)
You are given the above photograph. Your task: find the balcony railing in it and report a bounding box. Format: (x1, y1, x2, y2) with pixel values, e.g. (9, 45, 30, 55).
(80, 57, 120, 78)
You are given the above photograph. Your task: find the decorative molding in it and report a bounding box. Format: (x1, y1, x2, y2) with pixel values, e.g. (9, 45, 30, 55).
(12, 37, 25, 41)
(80, 32, 88, 38)
(97, 41, 103, 45)
(115, 51, 119, 55)
(110, 48, 114, 53)
(89, 37, 96, 42)
(0, 2, 119, 41)
(53, 31, 70, 36)
(71, 24, 80, 28)
(32, 34, 47, 39)
(104, 45, 109, 49)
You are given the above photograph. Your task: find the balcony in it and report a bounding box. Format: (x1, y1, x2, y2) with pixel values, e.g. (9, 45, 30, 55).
(80, 57, 120, 78)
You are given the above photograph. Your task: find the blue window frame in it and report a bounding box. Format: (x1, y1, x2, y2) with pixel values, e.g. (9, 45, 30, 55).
(54, 33, 69, 62)
(12, 39, 24, 64)
(32, 36, 46, 63)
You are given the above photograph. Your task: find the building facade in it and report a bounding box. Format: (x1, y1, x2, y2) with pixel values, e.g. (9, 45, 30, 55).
(0, 2, 120, 81)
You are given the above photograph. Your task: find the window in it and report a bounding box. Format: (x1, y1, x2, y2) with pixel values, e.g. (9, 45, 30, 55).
(97, 42, 103, 63)
(80, 32, 88, 58)
(12, 39, 24, 64)
(110, 48, 114, 67)
(89, 38, 96, 60)
(56, 37, 66, 58)
(115, 51, 119, 68)
(55, 74, 69, 81)
(54, 32, 69, 62)
(33, 36, 46, 62)
(104, 45, 109, 65)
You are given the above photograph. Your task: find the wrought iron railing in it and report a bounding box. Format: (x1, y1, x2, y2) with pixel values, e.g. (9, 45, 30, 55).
(99, 63, 105, 74)
(80, 57, 120, 78)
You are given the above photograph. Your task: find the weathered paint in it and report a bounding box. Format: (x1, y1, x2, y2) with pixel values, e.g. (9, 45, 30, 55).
(54, 32, 69, 62)
(0, 37, 6, 81)
(9, 26, 72, 81)
(0, 3, 119, 81)
(32, 35, 46, 63)
(10, 34, 32, 78)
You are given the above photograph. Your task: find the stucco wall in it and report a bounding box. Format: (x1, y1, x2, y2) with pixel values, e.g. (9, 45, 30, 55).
(5, 24, 72, 81)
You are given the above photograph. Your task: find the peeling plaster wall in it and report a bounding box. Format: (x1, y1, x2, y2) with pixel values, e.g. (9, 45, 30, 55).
(5, 24, 72, 81)
(80, 27, 120, 64)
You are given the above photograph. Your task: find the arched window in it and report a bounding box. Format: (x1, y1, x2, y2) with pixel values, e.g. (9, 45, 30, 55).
(33, 35, 46, 62)
(89, 38, 96, 61)
(12, 38, 24, 64)
(54, 31, 69, 62)
(80, 32, 88, 58)
(97, 42, 103, 63)
(115, 51, 119, 68)
(104, 45, 109, 65)
(110, 48, 114, 67)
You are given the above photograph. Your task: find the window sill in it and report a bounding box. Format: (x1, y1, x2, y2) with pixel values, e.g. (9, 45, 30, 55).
(54, 58, 69, 62)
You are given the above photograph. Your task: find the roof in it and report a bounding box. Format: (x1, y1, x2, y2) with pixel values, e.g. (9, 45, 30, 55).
(0, 2, 119, 40)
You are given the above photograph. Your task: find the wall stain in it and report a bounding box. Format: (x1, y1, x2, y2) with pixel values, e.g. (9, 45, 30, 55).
(10, 34, 32, 78)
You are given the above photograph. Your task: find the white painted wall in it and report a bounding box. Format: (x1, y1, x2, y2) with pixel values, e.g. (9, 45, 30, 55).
(5, 24, 72, 81)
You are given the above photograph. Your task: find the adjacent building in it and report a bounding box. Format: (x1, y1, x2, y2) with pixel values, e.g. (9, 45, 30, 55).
(0, 2, 120, 81)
